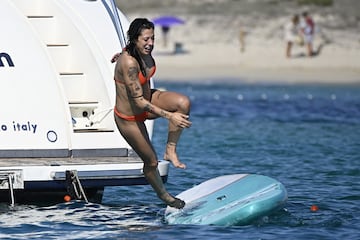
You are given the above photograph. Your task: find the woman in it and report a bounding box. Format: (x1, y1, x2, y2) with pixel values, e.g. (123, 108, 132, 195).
(284, 14, 301, 58)
(300, 11, 315, 57)
(112, 18, 191, 209)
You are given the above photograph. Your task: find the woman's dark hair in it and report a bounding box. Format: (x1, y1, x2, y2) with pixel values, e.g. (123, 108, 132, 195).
(125, 18, 154, 76)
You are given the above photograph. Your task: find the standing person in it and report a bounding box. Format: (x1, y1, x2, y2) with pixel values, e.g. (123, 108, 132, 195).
(161, 26, 170, 47)
(111, 18, 191, 209)
(238, 27, 246, 53)
(300, 11, 315, 56)
(284, 14, 301, 58)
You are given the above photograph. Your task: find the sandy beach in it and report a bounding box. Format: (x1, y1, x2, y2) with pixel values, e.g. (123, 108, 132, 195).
(116, 0, 360, 84)
(152, 42, 360, 84)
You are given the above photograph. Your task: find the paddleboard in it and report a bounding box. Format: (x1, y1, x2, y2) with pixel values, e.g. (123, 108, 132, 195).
(165, 174, 287, 226)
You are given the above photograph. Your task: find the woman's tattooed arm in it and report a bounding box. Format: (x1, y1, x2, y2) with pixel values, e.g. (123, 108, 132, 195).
(127, 66, 143, 98)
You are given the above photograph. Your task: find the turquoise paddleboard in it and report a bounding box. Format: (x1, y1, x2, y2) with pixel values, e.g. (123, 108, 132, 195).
(165, 174, 287, 226)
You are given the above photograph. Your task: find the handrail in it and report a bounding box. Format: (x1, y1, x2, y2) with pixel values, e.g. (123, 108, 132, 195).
(102, 0, 126, 48)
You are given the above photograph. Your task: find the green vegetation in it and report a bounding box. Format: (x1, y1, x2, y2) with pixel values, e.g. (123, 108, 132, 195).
(297, 0, 333, 6)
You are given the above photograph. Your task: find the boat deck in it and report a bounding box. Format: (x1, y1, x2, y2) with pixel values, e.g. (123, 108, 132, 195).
(0, 156, 143, 167)
(0, 156, 169, 194)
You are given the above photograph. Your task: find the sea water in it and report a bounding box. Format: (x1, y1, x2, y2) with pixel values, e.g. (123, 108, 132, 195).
(0, 81, 359, 239)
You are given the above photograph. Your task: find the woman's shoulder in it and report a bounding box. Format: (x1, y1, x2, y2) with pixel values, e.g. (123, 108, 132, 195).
(118, 52, 139, 68)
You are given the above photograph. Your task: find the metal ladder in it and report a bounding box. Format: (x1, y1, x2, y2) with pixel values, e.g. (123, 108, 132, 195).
(65, 170, 88, 203)
(0, 171, 23, 207)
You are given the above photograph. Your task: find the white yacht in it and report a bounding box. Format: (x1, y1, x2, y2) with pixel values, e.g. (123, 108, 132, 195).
(0, 0, 169, 205)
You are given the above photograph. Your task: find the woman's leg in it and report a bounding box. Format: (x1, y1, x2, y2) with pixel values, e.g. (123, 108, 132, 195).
(114, 116, 184, 208)
(286, 41, 292, 58)
(305, 35, 314, 56)
(306, 42, 313, 56)
(150, 90, 191, 169)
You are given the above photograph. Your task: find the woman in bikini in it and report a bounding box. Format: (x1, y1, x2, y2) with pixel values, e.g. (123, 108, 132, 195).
(112, 18, 191, 209)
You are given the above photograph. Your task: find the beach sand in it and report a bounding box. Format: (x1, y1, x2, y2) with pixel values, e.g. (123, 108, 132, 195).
(117, 0, 360, 84)
(153, 42, 360, 84)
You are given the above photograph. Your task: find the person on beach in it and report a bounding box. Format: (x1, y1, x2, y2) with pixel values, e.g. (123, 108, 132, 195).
(111, 18, 191, 209)
(284, 14, 301, 58)
(238, 27, 246, 53)
(300, 11, 315, 57)
(161, 25, 170, 47)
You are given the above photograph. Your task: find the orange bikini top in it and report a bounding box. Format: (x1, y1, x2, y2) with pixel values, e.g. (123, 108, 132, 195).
(138, 65, 156, 85)
(114, 65, 156, 85)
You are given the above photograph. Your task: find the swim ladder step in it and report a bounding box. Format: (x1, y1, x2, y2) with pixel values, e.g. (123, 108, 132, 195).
(73, 129, 114, 133)
(27, 15, 54, 19)
(60, 72, 84, 75)
(69, 101, 99, 105)
(47, 44, 70, 47)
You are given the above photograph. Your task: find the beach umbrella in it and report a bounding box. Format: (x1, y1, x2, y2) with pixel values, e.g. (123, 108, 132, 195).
(152, 16, 185, 47)
(152, 16, 185, 27)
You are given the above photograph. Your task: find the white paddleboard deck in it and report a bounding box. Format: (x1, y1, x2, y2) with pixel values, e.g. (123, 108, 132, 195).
(165, 174, 287, 226)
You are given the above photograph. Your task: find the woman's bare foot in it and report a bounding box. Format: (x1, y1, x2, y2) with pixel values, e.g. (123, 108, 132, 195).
(164, 143, 186, 169)
(159, 193, 185, 209)
(167, 197, 185, 209)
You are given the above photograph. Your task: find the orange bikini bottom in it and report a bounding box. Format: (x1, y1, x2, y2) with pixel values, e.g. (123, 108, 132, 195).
(114, 107, 148, 122)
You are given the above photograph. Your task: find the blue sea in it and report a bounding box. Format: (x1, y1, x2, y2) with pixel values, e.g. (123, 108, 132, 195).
(1, 81, 359, 239)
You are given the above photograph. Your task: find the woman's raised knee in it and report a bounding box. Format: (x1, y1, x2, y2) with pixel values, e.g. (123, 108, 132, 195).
(178, 95, 191, 113)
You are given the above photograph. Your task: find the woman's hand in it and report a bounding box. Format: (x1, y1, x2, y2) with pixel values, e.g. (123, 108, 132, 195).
(111, 52, 121, 63)
(169, 112, 192, 128)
